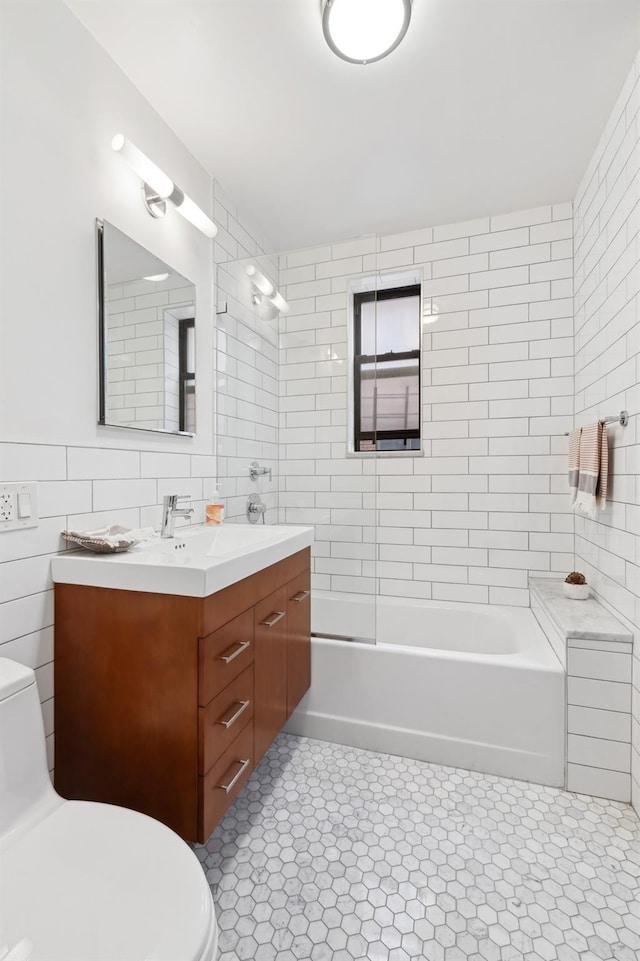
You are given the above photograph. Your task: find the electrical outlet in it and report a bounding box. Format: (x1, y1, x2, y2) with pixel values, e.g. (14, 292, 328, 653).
(0, 482, 39, 532)
(0, 492, 14, 523)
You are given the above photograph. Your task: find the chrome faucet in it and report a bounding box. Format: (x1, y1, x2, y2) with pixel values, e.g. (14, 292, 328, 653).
(249, 461, 272, 482)
(160, 494, 194, 538)
(247, 493, 267, 524)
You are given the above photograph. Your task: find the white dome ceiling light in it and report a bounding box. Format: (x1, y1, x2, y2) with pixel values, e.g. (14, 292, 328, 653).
(322, 0, 412, 65)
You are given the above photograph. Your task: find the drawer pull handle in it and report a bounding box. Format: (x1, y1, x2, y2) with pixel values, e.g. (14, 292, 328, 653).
(218, 699, 250, 729)
(260, 611, 286, 628)
(218, 639, 251, 664)
(219, 757, 250, 794)
(291, 590, 310, 603)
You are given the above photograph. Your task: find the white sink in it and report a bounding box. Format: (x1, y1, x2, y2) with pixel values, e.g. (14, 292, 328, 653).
(147, 525, 290, 558)
(51, 524, 314, 598)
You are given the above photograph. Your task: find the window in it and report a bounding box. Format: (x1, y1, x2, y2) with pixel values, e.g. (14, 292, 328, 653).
(353, 284, 421, 452)
(179, 318, 195, 433)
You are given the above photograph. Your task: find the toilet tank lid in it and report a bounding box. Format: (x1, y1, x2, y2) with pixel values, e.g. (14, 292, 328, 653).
(0, 658, 35, 700)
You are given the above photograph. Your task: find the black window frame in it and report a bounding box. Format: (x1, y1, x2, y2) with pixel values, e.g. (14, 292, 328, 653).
(353, 284, 421, 453)
(178, 317, 195, 433)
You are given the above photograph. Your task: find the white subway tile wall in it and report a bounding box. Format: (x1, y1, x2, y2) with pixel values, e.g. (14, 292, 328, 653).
(105, 274, 191, 432)
(573, 51, 640, 814)
(279, 206, 574, 607)
(0, 442, 216, 771)
(214, 182, 280, 525)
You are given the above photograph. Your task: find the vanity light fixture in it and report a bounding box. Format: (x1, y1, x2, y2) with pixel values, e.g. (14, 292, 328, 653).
(322, 0, 412, 65)
(246, 265, 290, 313)
(143, 272, 170, 282)
(111, 134, 218, 239)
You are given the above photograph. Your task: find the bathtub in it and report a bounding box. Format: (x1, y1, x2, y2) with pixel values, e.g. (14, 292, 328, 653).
(286, 591, 565, 787)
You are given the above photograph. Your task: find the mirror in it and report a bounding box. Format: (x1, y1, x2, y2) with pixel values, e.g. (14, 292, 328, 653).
(97, 219, 196, 435)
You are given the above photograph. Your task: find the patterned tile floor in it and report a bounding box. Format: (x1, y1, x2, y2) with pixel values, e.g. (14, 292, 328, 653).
(195, 734, 640, 961)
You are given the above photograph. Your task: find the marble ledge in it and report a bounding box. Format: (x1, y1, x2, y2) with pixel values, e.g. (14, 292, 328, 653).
(529, 577, 633, 645)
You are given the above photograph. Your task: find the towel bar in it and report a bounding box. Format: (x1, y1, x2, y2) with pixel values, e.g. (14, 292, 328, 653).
(563, 410, 629, 436)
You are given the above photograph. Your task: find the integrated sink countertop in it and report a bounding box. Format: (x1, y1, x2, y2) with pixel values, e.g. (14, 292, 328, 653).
(51, 524, 314, 598)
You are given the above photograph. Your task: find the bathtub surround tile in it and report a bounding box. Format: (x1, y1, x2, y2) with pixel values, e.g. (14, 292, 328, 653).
(199, 733, 640, 961)
(573, 52, 640, 814)
(568, 704, 632, 742)
(567, 732, 631, 773)
(568, 676, 632, 714)
(278, 204, 573, 604)
(566, 763, 631, 803)
(567, 647, 632, 683)
(532, 576, 635, 801)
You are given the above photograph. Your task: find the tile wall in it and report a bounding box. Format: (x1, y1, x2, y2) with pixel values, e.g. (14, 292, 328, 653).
(0, 442, 217, 770)
(573, 51, 640, 812)
(106, 273, 192, 432)
(278, 207, 575, 607)
(0, 200, 268, 781)
(214, 183, 280, 524)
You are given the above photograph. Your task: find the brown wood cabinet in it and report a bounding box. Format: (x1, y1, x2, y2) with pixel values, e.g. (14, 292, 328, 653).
(54, 547, 310, 843)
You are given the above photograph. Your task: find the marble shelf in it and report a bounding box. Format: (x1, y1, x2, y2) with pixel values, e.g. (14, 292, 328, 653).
(529, 576, 633, 644)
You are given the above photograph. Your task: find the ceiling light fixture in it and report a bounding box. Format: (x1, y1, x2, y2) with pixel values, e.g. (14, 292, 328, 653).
(111, 134, 218, 239)
(246, 265, 290, 313)
(143, 273, 170, 282)
(322, 0, 412, 65)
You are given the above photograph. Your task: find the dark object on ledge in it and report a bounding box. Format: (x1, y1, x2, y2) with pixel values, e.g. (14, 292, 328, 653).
(565, 572, 587, 585)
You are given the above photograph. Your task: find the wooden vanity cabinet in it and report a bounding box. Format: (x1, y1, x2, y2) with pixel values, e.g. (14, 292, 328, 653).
(54, 548, 310, 843)
(286, 569, 311, 717)
(254, 587, 288, 765)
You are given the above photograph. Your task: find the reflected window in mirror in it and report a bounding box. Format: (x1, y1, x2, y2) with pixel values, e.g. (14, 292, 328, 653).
(97, 219, 197, 436)
(179, 318, 195, 433)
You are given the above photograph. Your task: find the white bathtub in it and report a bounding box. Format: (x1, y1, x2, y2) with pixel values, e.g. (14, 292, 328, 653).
(286, 591, 565, 787)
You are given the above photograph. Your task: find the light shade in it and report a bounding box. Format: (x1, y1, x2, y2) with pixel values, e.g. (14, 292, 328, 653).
(245, 265, 290, 314)
(112, 134, 217, 239)
(322, 0, 412, 64)
(174, 193, 218, 239)
(111, 134, 173, 198)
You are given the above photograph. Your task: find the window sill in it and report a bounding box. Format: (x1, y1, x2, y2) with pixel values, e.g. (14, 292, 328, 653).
(346, 448, 425, 458)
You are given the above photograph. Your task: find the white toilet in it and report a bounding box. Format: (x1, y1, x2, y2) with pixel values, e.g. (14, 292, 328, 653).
(0, 658, 218, 961)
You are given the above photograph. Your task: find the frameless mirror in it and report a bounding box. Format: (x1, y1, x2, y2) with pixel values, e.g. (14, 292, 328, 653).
(97, 219, 196, 435)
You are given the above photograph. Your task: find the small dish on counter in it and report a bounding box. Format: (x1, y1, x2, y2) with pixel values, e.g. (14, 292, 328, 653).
(61, 524, 152, 553)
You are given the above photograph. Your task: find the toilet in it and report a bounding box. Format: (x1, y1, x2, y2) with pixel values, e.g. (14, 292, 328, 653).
(0, 658, 218, 961)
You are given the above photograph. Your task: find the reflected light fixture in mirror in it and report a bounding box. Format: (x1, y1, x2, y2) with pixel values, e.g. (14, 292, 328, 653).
(246, 265, 290, 313)
(112, 134, 218, 239)
(322, 0, 412, 64)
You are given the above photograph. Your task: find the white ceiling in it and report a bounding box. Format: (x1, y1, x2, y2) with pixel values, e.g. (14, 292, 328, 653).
(67, 0, 640, 252)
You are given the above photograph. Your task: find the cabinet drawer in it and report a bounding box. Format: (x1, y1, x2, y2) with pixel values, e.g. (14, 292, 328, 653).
(199, 721, 254, 842)
(199, 665, 254, 775)
(199, 608, 254, 706)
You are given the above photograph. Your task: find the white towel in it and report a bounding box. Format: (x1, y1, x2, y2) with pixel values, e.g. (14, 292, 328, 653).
(65, 525, 156, 548)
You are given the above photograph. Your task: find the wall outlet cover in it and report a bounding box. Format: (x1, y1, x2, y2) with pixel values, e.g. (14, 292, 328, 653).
(0, 482, 39, 531)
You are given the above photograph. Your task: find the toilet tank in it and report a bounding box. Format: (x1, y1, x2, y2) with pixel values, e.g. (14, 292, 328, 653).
(0, 659, 58, 840)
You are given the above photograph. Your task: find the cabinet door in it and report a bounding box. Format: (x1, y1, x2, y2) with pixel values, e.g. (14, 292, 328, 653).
(286, 570, 311, 717)
(254, 587, 288, 765)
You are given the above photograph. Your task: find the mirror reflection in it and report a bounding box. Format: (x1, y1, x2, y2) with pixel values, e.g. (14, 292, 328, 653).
(98, 219, 196, 435)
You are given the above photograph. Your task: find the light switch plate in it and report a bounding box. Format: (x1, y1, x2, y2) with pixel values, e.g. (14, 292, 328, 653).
(0, 482, 39, 531)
